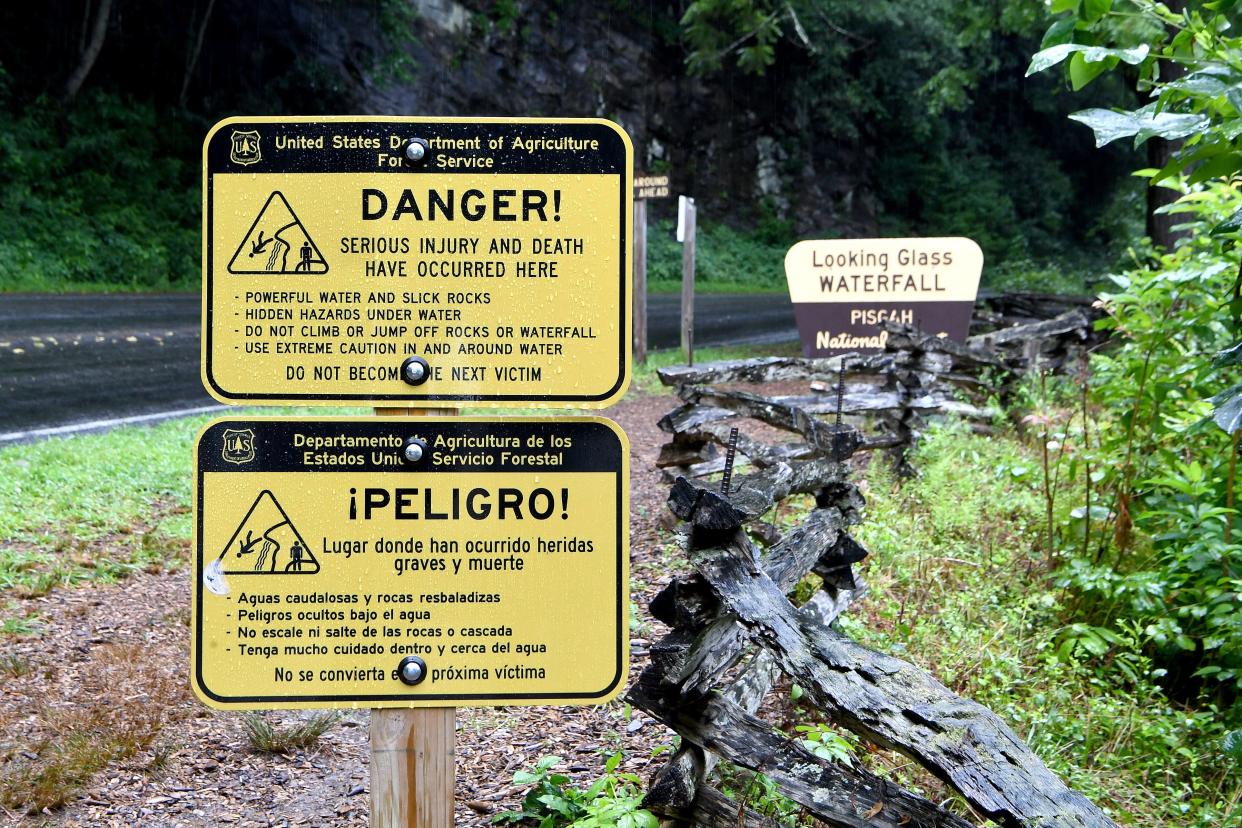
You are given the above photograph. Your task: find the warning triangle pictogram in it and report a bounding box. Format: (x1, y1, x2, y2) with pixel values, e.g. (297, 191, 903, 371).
(215, 490, 319, 575)
(227, 191, 329, 275)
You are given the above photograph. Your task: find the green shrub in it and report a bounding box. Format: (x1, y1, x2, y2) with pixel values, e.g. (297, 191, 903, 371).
(0, 89, 202, 291)
(493, 752, 657, 828)
(851, 423, 1239, 827)
(646, 218, 792, 293)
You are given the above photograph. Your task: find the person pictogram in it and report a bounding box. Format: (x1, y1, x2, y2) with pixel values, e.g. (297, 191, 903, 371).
(296, 240, 315, 272)
(285, 540, 307, 572)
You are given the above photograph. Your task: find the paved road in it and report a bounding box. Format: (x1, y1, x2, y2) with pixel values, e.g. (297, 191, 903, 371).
(0, 293, 795, 440)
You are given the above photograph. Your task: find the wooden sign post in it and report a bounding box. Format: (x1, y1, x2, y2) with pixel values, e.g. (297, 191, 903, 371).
(371, 689, 455, 827)
(373, 407, 455, 828)
(632, 173, 670, 365)
(677, 196, 697, 365)
(633, 199, 648, 365)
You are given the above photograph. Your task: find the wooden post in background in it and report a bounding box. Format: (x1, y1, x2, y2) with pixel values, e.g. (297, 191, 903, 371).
(372, 406, 456, 828)
(679, 196, 697, 365)
(633, 198, 648, 365)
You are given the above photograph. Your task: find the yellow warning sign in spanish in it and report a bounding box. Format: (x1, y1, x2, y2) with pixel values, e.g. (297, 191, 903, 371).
(202, 117, 633, 407)
(191, 417, 628, 709)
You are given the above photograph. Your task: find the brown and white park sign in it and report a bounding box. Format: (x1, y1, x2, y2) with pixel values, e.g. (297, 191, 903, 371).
(784, 237, 983, 356)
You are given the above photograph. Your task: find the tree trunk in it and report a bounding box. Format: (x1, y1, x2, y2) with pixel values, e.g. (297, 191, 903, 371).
(63, 0, 113, 103)
(1147, 0, 1187, 251)
(179, 0, 217, 108)
(1147, 134, 1186, 251)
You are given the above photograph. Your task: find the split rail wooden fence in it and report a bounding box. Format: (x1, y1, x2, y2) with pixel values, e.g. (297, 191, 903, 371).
(629, 296, 1116, 827)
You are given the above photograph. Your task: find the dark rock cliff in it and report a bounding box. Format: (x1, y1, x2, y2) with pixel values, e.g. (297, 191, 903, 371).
(189, 0, 875, 235)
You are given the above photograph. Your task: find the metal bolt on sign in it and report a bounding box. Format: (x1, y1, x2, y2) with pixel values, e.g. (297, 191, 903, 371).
(401, 356, 430, 386)
(405, 138, 428, 163)
(402, 438, 427, 465)
(398, 656, 427, 686)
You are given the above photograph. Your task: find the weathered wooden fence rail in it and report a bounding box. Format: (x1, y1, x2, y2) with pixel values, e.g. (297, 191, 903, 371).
(655, 296, 1105, 478)
(630, 431, 1118, 827)
(631, 297, 1115, 827)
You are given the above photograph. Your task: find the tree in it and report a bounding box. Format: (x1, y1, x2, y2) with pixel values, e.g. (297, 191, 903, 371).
(62, 0, 113, 103)
(1025, 0, 1242, 432)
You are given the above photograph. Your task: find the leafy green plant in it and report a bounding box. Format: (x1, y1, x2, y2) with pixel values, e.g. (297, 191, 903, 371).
(493, 753, 657, 828)
(853, 423, 1239, 826)
(1023, 2, 1242, 698)
(0, 90, 202, 291)
(794, 722, 857, 766)
(715, 764, 802, 825)
(1026, 0, 1242, 431)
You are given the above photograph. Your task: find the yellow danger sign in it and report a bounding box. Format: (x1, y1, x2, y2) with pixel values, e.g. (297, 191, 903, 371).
(202, 117, 632, 407)
(192, 417, 629, 709)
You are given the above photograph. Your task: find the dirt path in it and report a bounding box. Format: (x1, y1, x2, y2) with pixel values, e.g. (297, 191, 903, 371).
(0, 392, 680, 827)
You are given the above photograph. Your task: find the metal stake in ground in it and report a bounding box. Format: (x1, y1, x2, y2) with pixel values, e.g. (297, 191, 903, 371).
(720, 427, 740, 496)
(835, 363, 846, 427)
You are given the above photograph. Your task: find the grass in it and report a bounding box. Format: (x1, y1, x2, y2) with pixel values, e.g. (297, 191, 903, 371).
(0, 643, 184, 813)
(826, 423, 1240, 828)
(240, 711, 340, 754)
(707, 421, 1238, 826)
(0, 406, 364, 603)
(0, 654, 31, 679)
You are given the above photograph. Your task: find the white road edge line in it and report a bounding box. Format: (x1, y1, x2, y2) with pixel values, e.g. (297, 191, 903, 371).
(0, 405, 227, 444)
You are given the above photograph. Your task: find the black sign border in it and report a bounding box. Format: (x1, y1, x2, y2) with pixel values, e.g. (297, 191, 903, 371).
(202, 117, 630, 405)
(192, 418, 627, 706)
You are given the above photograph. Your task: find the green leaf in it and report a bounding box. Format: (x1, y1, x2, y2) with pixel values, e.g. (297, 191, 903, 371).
(1042, 16, 1077, 48)
(537, 793, 575, 817)
(1224, 729, 1242, 761)
(1188, 154, 1242, 185)
(1068, 106, 1209, 148)
(1082, 0, 1112, 23)
(1050, 0, 1080, 12)
(635, 811, 660, 828)
(1164, 66, 1240, 96)
(1214, 341, 1242, 367)
(1069, 51, 1111, 90)
(1026, 43, 1148, 77)
(1211, 207, 1242, 236)
(1211, 383, 1242, 432)
(605, 751, 623, 774)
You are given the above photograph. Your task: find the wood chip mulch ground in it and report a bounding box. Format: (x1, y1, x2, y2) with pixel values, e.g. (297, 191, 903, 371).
(0, 391, 694, 827)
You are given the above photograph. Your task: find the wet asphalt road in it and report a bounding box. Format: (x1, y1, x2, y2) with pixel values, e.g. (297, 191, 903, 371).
(0, 293, 795, 439)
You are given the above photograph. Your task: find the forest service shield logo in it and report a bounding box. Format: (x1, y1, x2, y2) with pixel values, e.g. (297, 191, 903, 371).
(221, 429, 256, 464)
(229, 130, 261, 166)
